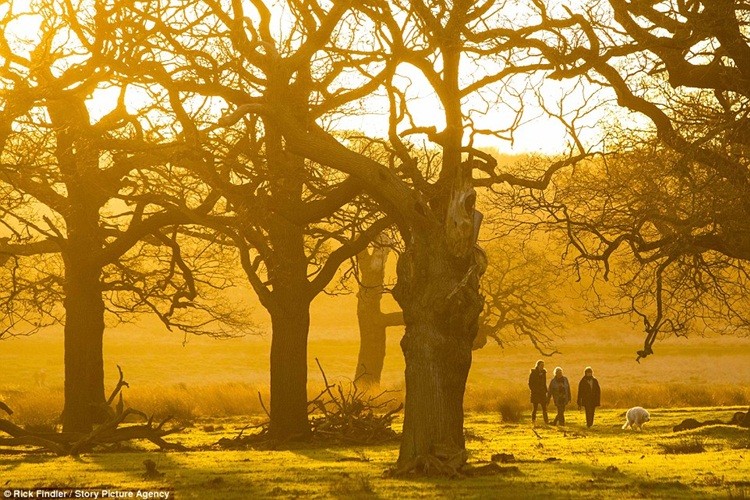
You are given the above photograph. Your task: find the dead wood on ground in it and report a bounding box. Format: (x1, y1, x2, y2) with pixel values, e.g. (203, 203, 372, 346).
(218, 359, 401, 449)
(0, 365, 186, 455)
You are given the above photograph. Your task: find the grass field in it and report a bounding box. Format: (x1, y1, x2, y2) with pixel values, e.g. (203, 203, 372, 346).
(2, 294, 749, 498)
(1, 408, 749, 499)
(2, 303, 749, 423)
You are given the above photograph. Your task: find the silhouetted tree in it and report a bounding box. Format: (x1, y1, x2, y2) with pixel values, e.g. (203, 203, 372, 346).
(240, 2, 588, 472)
(521, 1, 750, 359)
(0, 2, 243, 432)
(108, 1, 390, 440)
(113, 0, 591, 471)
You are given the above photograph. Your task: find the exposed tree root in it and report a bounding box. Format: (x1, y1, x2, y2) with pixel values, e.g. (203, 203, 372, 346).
(0, 366, 186, 455)
(386, 452, 523, 478)
(386, 452, 465, 478)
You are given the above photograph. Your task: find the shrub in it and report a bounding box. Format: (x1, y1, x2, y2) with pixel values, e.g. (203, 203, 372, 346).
(497, 398, 523, 423)
(329, 473, 374, 496)
(660, 437, 707, 454)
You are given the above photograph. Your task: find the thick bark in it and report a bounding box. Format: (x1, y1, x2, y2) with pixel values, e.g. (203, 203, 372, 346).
(61, 211, 107, 433)
(264, 127, 314, 440)
(268, 296, 312, 440)
(393, 236, 484, 472)
(354, 244, 390, 387)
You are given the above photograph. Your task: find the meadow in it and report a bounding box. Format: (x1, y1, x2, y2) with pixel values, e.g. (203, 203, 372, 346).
(2, 294, 750, 498)
(2, 293, 749, 423)
(1, 408, 749, 499)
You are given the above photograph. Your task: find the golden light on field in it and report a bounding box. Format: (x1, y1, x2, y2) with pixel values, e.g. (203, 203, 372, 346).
(1, 0, 750, 495)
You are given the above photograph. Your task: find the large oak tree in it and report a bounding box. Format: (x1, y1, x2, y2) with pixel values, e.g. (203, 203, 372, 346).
(204, 1, 588, 472)
(0, 1, 241, 432)
(107, 0, 391, 440)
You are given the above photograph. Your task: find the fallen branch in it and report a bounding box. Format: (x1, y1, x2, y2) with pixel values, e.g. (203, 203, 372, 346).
(0, 401, 13, 415)
(217, 359, 402, 449)
(0, 366, 186, 455)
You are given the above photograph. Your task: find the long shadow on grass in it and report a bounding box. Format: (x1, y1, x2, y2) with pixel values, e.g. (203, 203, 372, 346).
(449, 460, 698, 499)
(0, 452, 58, 472)
(288, 442, 397, 463)
(81, 446, 339, 498)
(81, 449, 282, 498)
(81, 448, 183, 489)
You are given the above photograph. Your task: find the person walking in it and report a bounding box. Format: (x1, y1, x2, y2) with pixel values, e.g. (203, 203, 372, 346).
(528, 360, 549, 424)
(577, 366, 601, 428)
(547, 367, 571, 426)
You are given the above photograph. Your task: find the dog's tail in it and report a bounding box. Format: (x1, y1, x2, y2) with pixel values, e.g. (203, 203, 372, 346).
(622, 421, 629, 430)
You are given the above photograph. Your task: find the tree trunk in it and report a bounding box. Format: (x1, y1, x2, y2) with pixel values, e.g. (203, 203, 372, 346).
(354, 243, 391, 387)
(393, 236, 485, 473)
(61, 233, 107, 433)
(49, 92, 109, 434)
(742, 406, 750, 428)
(355, 288, 388, 387)
(263, 125, 313, 441)
(268, 297, 312, 440)
(354, 291, 403, 387)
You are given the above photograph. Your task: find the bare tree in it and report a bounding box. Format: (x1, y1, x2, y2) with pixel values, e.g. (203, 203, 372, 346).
(212, 123, 388, 441)
(239, 2, 589, 473)
(515, 1, 750, 359)
(113, 0, 591, 472)
(0, 1, 243, 433)
(106, 1, 392, 441)
(475, 240, 564, 354)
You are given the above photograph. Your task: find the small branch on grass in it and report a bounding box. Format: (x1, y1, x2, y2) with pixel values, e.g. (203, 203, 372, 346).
(258, 391, 270, 418)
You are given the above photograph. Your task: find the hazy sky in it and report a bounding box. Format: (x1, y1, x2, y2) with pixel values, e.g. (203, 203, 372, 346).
(3, 1, 613, 156)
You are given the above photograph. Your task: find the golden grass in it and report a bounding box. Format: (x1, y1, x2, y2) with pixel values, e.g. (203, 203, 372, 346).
(660, 437, 707, 454)
(2, 388, 63, 428)
(1, 309, 749, 427)
(3, 382, 748, 427)
(1, 408, 749, 499)
(127, 383, 268, 419)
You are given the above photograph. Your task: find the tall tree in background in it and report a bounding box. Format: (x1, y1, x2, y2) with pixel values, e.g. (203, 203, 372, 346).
(473, 240, 564, 354)
(353, 234, 403, 387)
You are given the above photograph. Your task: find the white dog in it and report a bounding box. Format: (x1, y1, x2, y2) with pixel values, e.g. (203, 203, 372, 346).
(622, 407, 650, 430)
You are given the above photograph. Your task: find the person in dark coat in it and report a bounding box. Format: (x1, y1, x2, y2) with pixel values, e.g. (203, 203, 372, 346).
(528, 360, 548, 424)
(577, 366, 601, 428)
(547, 366, 571, 426)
